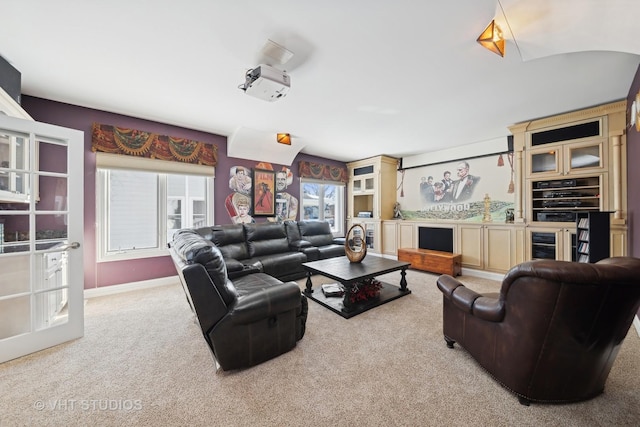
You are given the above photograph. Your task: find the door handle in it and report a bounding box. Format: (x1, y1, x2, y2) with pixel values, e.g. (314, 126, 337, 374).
(58, 242, 81, 251)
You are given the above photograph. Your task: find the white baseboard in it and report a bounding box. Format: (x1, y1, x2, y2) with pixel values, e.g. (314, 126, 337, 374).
(84, 275, 179, 299)
(634, 315, 640, 338)
(461, 268, 504, 282)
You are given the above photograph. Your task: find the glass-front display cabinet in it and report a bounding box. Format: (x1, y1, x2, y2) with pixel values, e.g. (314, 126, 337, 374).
(528, 140, 607, 177)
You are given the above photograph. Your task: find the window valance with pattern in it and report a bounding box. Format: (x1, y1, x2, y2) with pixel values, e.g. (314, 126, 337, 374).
(298, 161, 348, 183)
(91, 123, 218, 166)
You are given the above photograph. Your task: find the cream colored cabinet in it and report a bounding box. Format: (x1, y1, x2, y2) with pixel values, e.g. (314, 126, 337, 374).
(347, 155, 398, 220)
(510, 100, 627, 259)
(458, 224, 482, 269)
(611, 225, 627, 257)
(483, 225, 516, 272)
(458, 223, 516, 273)
(397, 221, 415, 251)
(347, 155, 398, 254)
(382, 221, 398, 256)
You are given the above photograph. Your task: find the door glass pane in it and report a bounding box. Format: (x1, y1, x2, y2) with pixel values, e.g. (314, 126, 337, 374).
(531, 151, 557, 173)
(569, 145, 600, 169)
(0, 171, 29, 198)
(34, 251, 67, 291)
(34, 288, 68, 330)
(35, 214, 68, 248)
(364, 223, 375, 248)
(0, 213, 29, 253)
(0, 200, 28, 211)
(0, 254, 29, 297)
(365, 178, 374, 191)
(107, 170, 158, 251)
(36, 176, 67, 211)
(38, 140, 68, 174)
(0, 295, 30, 339)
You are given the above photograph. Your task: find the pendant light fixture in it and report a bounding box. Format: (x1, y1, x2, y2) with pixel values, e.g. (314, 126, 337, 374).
(276, 133, 291, 145)
(477, 19, 505, 57)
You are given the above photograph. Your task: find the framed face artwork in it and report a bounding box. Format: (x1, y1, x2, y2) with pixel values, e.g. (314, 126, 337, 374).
(253, 169, 275, 216)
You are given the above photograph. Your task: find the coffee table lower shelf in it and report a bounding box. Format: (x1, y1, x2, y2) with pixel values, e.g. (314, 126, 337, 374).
(306, 282, 411, 319)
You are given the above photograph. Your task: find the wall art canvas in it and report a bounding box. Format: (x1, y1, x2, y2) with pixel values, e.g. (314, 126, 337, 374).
(253, 169, 275, 216)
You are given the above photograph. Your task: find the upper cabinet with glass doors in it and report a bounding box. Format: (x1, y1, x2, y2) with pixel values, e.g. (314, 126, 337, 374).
(0, 87, 34, 203)
(526, 118, 608, 177)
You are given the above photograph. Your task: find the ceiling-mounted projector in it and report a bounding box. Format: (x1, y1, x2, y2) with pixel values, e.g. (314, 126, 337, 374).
(240, 64, 290, 102)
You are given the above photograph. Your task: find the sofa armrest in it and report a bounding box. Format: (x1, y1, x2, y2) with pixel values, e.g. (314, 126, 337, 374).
(228, 264, 261, 279)
(289, 239, 313, 251)
(231, 281, 302, 325)
(437, 274, 505, 322)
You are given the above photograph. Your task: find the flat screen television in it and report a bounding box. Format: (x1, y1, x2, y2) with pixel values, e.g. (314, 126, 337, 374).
(418, 226, 453, 253)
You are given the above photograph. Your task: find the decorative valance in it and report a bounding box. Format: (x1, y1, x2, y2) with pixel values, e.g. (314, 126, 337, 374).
(298, 161, 348, 183)
(91, 123, 218, 166)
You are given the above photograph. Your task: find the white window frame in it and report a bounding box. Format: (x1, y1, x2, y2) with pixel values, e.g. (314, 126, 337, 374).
(96, 153, 214, 262)
(300, 178, 345, 237)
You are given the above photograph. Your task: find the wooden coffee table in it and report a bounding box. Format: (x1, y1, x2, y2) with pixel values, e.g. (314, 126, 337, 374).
(302, 256, 411, 318)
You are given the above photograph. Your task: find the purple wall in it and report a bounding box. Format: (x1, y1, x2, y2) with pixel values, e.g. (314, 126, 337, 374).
(21, 96, 346, 289)
(627, 64, 640, 257)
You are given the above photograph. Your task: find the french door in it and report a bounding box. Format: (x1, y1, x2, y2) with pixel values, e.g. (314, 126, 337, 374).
(0, 114, 84, 363)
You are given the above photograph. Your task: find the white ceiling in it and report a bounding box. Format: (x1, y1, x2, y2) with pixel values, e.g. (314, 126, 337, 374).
(1, 0, 639, 163)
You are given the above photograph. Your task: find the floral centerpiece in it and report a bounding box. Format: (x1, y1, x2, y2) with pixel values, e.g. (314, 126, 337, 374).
(348, 278, 383, 303)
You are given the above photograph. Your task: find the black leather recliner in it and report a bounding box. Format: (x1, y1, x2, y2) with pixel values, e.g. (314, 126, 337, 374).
(294, 220, 345, 261)
(437, 257, 640, 404)
(169, 229, 308, 371)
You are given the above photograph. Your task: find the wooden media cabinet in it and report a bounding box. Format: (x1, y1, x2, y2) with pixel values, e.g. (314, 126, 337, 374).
(397, 248, 462, 276)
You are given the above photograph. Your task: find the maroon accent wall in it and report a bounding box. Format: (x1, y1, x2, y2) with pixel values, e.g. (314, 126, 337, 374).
(21, 96, 346, 289)
(627, 64, 640, 258)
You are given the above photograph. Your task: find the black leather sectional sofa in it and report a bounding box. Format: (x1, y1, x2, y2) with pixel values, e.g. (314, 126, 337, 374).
(168, 220, 344, 370)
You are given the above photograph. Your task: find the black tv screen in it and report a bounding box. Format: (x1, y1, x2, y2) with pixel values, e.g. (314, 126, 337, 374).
(418, 227, 453, 253)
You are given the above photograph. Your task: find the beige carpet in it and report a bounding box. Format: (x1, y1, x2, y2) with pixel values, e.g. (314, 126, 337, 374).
(1, 269, 639, 426)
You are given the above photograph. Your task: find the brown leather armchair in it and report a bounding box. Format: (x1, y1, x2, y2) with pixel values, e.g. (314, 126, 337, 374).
(437, 257, 640, 405)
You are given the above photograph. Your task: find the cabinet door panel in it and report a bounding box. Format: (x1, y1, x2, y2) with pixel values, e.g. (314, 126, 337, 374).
(459, 225, 482, 269)
(398, 223, 415, 249)
(382, 221, 397, 255)
(484, 227, 512, 272)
